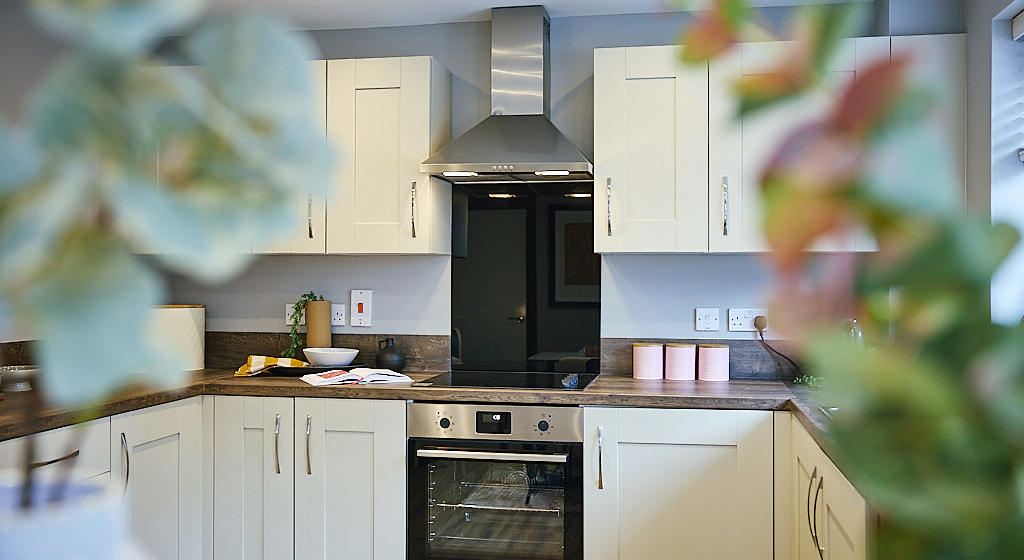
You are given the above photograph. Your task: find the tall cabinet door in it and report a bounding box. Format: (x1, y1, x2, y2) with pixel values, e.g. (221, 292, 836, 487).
(710, 41, 858, 253)
(255, 61, 328, 254)
(213, 396, 295, 560)
(594, 46, 709, 253)
(294, 398, 407, 560)
(890, 34, 966, 205)
(583, 408, 773, 560)
(327, 57, 451, 255)
(110, 397, 203, 560)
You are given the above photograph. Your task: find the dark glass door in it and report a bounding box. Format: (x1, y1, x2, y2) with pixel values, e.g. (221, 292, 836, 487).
(408, 439, 582, 560)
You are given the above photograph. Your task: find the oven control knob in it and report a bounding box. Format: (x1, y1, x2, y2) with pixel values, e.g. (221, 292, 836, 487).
(439, 417, 451, 429)
(537, 420, 549, 432)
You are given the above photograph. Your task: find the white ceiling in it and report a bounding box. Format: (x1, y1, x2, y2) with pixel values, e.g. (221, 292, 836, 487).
(206, 0, 867, 31)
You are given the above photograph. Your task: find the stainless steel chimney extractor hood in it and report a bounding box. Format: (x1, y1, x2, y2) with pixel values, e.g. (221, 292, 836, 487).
(420, 5, 593, 184)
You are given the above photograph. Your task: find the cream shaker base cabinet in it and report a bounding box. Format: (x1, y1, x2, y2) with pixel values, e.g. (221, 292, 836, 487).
(213, 396, 295, 560)
(791, 416, 870, 560)
(593, 46, 710, 253)
(327, 56, 452, 255)
(0, 417, 110, 482)
(294, 398, 407, 560)
(110, 396, 203, 560)
(583, 408, 773, 560)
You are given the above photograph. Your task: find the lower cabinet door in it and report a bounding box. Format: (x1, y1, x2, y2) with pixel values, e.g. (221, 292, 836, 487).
(793, 423, 824, 560)
(583, 408, 773, 560)
(294, 398, 407, 560)
(0, 417, 110, 481)
(213, 396, 295, 559)
(821, 465, 868, 560)
(110, 397, 203, 560)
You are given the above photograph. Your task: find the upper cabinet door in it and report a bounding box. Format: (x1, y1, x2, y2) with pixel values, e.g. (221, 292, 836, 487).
(327, 57, 452, 255)
(594, 46, 710, 253)
(890, 34, 966, 205)
(710, 40, 858, 253)
(255, 61, 328, 254)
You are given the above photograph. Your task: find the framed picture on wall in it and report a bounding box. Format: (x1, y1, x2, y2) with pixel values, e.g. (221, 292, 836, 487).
(550, 208, 600, 306)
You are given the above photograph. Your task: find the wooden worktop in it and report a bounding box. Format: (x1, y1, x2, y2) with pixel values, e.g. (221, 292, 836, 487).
(0, 370, 830, 457)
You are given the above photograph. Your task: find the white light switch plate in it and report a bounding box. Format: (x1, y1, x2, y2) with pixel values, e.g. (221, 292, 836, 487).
(728, 308, 769, 332)
(350, 289, 372, 327)
(284, 303, 305, 326)
(331, 303, 346, 327)
(695, 308, 720, 331)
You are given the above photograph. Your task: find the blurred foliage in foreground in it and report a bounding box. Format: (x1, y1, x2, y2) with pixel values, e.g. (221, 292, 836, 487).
(0, 0, 328, 406)
(682, 1, 1024, 557)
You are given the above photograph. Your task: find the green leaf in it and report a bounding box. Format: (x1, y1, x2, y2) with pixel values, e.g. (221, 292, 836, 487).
(0, 122, 40, 192)
(30, 0, 203, 56)
(0, 158, 93, 289)
(21, 231, 186, 406)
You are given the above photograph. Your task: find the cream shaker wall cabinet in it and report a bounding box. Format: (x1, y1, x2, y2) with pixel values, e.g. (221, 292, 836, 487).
(327, 57, 452, 255)
(593, 46, 710, 253)
(254, 61, 328, 254)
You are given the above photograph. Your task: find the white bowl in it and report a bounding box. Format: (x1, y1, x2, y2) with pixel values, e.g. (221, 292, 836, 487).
(303, 347, 359, 367)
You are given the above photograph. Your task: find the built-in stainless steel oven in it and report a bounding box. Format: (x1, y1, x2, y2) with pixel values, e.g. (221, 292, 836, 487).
(407, 403, 583, 560)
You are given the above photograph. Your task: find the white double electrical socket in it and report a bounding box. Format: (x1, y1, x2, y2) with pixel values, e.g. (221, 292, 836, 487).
(350, 289, 372, 327)
(695, 308, 720, 331)
(331, 303, 346, 326)
(284, 303, 305, 326)
(728, 308, 769, 332)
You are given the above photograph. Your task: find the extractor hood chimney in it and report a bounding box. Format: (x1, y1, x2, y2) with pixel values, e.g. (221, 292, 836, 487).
(420, 5, 593, 184)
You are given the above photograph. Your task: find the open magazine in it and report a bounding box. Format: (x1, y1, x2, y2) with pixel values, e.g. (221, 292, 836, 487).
(300, 367, 412, 387)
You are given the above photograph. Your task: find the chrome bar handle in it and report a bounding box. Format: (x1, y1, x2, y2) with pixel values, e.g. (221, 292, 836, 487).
(30, 449, 80, 469)
(307, 192, 314, 239)
(410, 181, 418, 238)
(813, 475, 825, 560)
(807, 467, 818, 549)
(305, 415, 312, 475)
(597, 425, 605, 490)
(120, 432, 129, 491)
(273, 414, 281, 475)
(722, 176, 730, 236)
(416, 449, 568, 463)
(605, 178, 612, 237)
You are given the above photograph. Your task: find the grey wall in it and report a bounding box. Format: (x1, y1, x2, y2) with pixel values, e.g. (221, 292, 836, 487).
(885, 0, 964, 35)
(167, 255, 452, 335)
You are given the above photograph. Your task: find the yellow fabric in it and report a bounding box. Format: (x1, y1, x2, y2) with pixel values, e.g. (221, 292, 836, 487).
(235, 355, 309, 376)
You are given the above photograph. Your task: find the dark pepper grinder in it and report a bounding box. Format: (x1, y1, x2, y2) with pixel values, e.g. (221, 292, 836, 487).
(375, 338, 407, 371)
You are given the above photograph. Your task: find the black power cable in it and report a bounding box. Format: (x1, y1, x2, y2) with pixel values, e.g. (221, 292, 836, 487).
(754, 316, 805, 377)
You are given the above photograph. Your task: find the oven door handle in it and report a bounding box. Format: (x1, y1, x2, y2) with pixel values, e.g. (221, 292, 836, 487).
(416, 449, 569, 463)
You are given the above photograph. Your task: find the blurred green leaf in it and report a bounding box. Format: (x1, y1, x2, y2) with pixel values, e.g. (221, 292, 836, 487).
(31, 0, 203, 56)
(21, 230, 186, 406)
(0, 123, 39, 192)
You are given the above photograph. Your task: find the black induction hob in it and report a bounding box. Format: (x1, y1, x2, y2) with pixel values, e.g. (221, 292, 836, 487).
(443, 370, 598, 391)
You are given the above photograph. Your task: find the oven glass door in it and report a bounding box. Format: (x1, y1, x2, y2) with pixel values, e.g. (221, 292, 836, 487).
(408, 439, 582, 560)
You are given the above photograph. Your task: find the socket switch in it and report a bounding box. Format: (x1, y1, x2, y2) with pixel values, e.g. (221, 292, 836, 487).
(350, 289, 373, 327)
(728, 308, 769, 332)
(695, 308, 720, 331)
(331, 303, 346, 327)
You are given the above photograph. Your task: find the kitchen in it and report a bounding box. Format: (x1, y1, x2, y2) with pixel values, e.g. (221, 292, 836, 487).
(0, 0, 1018, 559)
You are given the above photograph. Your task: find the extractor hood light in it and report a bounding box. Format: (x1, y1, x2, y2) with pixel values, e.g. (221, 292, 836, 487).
(442, 171, 479, 178)
(488, 193, 516, 199)
(535, 170, 571, 176)
(564, 193, 592, 198)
